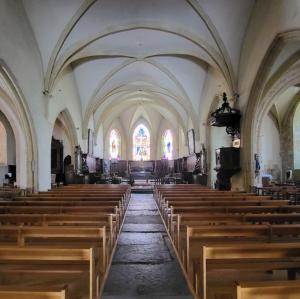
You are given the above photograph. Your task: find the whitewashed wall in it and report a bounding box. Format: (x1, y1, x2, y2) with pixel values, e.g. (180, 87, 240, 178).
(260, 114, 282, 183)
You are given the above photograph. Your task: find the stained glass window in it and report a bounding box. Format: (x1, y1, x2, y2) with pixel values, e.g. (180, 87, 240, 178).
(162, 130, 173, 160)
(109, 129, 120, 160)
(133, 124, 150, 160)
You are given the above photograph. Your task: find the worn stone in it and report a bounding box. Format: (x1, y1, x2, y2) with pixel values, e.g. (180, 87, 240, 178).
(113, 244, 173, 264)
(125, 215, 162, 224)
(122, 224, 165, 232)
(128, 204, 157, 210)
(126, 210, 159, 216)
(103, 264, 191, 297)
(103, 194, 193, 298)
(118, 232, 164, 245)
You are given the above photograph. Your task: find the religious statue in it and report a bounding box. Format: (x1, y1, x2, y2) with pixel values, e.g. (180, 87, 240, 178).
(200, 144, 208, 174)
(254, 153, 260, 178)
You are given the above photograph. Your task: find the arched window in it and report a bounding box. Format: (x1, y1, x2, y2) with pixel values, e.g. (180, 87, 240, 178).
(109, 129, 121, 160)
(162, 129, 173, 160)
(133, 124, 150, 160)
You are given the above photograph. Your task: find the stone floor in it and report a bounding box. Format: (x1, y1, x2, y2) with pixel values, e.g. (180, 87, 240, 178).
(102, 193, 193, 299)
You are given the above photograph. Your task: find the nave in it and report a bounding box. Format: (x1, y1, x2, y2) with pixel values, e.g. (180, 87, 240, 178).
(1, 1, 300, 298)
(103, 193, 193, 299)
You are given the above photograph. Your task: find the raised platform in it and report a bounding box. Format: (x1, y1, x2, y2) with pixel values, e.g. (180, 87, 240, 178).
(131, 180, 154, 194)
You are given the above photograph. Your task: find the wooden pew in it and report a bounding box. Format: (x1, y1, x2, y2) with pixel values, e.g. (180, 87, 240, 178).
(234, 280, 300, 299)
(186, 224, 300, 279)
(194, 243, 300, 299)
(49, 185, 130, 198)
(0, 206, 119, 215)
(155, 184, 300, 299)
(157, 189, 256, 200)
(0, 246, 97, 299)
(159, 195, 273, 212)
(17, 196, 127, 213)
(0, 225, 108, 271)
(0, 213, 118, 246)
(166, 205, 300, 232)
(164, 201, 290, 225)
(171, 213, 300, 249)
(0, 285, 68, 299)
(0, 184, 130, 298)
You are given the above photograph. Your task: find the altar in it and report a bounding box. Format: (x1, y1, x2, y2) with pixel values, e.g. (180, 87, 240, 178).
(128, 160, 155, 180)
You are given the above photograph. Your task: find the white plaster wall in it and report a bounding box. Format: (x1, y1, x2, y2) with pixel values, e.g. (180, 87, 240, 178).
(52, 120, 72, 160)
(0, 121, 7, 165)
(153, 56, 208, 114)
(22, 0, 84, 72)
(72, 57, 127, 111)
(239, 0, 300, 110)
(5, 121, 16, 166)
(60, 0, 217, 54)
(293, 103, 300, 168)
(91, 61, 183, 106)
(260, 114, 282, 182)
(94, 124, 104, 158)
(199, 66, 229, 144)
(178, 128, 189, 158)
(48, 66, 83, 145)
(200, 0, 254, 76)
(78, 29, 212, 62)
(0, 107, 17, 184)
(0, 1, 50, 190)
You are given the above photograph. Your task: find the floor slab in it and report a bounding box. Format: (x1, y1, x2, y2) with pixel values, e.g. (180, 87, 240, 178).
(102, 193, 193, 298)
(122, 224, 165, 232)
(113, 244, 173, 264)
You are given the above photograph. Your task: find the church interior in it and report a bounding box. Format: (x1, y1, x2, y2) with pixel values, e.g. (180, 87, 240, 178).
(1, 0, 300, 298)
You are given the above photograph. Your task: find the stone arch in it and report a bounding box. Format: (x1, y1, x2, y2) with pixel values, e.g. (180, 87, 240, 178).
(48, 24, 231, 92)
(281, 94, 300, 173)
(45, 0, 234, 93)
(242, 30, 300, 188)
(82, 58, 198, 139)
(55, 109, 78, 158)
(0, 62, 37, 190)
(0, 112, 15, 166)
(93, 90, 189, 143)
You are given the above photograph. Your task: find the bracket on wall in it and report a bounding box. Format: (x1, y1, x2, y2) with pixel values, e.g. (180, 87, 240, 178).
(209, 92, 241, 139)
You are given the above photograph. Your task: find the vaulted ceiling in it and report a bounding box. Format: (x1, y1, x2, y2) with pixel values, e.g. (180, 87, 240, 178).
(22, 0, 255, 139)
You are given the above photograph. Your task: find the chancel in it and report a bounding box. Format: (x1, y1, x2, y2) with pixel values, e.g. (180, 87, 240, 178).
(0, 1, 300, 298)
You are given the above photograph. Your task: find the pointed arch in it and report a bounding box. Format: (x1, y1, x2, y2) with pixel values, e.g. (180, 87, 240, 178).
(57, 110, 78, 152)
(0, 62, 37, 190)
(242, 30, 300, 188)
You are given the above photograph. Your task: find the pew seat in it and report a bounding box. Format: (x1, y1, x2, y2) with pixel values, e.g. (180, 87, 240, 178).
(0, 285, 68, 299)
(195, 243, 300, 299)
(0, 246, 98, 299)
(234, 280, 300, 299)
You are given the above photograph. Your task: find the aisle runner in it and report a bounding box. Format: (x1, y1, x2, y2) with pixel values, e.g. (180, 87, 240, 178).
(102, 193, 193, 299)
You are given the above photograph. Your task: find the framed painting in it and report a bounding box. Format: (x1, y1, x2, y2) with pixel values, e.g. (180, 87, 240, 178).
(187, 129, 195, 155)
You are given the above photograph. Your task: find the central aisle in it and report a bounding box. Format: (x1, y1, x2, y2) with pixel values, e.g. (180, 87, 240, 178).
(102, 193, 193, 299)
